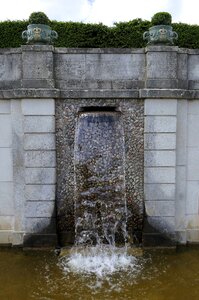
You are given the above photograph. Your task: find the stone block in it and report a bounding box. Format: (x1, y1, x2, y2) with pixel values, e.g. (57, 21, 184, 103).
(186, 229, 199, 242)
(0, 53, 21, 81)
(144, 167, 176, 183)
(0, 100, 10, 113)
(25, 168, 56, 184)
(85, 53, 145, 80)
(175, 166, 187, 231)
(22, 99, 55, 115)
(186, 181, 199, 214)
(147, 51, 177, 79)
(25, 217, 56, 233)
(0, 182, 14, 215)
(25, 151, 56, 167)
(144, 133, 176, 150)
(24, 116, 55, 133)
(22, 51, 53, 79)
(144, 183, 175, 200)
(0, 115, 12, 147)
(0, 231, 13, 244)
(145, 201, 175, 217)
(55, 54, 86, 80)
(187, 148, 199, 180)
(144, 150, 176, 167)
(144, 116, 176, 133)
(0, 148, 13, 181)
(187, 215, 199, 229)
(188, 55, 199, 80)
(24, 134, 55, 150)
(25, 185, 56, 201)
(12, 232, 25, 245)
(0, 216, 14, 230)
(187, 114, 199, 147)
(25, 201, 55, 218)
(144, 99, 177, 116)
(188, 100, 199, 114)
(146, 216, 175, 233)
(176, 100, 188, 166)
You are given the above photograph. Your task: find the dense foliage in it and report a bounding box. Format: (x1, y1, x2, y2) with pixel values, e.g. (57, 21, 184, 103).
(151, 12, 172, 26)
(1, 17, 199, 49)
(28, 12, 50, 25)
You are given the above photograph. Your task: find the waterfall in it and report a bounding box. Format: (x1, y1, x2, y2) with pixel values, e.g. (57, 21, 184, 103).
(74, 110, 127, 246)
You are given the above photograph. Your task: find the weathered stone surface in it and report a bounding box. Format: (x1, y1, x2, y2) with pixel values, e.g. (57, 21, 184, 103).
(25, 151, 56, 167)
(144, 167, 176, 184)
(146, 51, 177, 79)
(25, 201, 55, 218)
(0, 115, 12, 147)
(0, 216, 14, 230)
(22, 51, 53, 80)
(55, 53, 145, 81)
(144, 183, 175, 200)
(145, 200, 175, 217)
(25, 185, 56, 201)
(56, 99, 144, 245)
(0, 53, 21, 81)
(24, 116, 55, 133)
(25, 217, 56, 233)
(0, 182, 14, 215)
(145, 99, 177, 115)
(187, 148, 199, 180)
(144, 116, 177, 133)
(22, 99, 55, 115)
(0, 100, 10, 113)
(144, 150, 176, 167)
(24, 134, 55, 150)
(25, 168, 56, 184)
(144, 133, 176, 150)
(0, 148, 13, 181)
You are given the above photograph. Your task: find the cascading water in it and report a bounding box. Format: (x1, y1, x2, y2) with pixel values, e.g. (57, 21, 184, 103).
(60, 109, 138, 277)
(74, 110, 127, 246)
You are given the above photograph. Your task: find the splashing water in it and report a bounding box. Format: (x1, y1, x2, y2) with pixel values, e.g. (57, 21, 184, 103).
(59, 245, 141, 278)
(62, 111, 139, 281)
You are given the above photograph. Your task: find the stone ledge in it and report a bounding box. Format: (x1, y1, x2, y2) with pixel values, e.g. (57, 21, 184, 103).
(54, 47, 145, 54)
(0, 88, 198, 99)
(140, 89, 199, 99)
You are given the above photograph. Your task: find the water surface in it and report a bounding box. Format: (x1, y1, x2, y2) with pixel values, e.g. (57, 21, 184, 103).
(0, 247, 199, 299)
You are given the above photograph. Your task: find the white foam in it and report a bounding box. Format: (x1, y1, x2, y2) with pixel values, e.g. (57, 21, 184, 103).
(59, 245, 139, 278)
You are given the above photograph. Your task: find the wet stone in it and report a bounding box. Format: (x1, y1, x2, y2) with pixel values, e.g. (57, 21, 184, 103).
(56, 99, 144, 246)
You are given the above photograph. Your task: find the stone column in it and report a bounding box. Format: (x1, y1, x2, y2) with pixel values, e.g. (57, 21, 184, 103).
(144, 99, 177, 246)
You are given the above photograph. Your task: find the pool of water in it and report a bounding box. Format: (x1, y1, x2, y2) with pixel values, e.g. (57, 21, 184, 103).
(0, 246, 199, 300)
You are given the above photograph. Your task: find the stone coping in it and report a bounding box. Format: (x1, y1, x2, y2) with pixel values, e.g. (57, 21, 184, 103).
(0, 88, 199, 99)
(1, 45, 199, 55)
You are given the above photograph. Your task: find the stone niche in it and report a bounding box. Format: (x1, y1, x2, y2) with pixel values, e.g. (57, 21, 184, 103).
(56, 98, 144, 246)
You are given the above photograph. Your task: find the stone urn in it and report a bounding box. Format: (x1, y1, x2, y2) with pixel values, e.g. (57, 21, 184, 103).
(22, 24, 58, 45)
(143, 25, 178, 45)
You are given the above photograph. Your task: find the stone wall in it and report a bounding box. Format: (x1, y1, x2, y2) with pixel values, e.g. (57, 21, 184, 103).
(56, 99, 144, 246)
(1, 45, 199, 246)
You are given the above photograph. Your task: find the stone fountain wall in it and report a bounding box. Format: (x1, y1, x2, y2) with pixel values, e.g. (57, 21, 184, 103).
(0, 45, 199, 247)
(56, 99, 144, 246)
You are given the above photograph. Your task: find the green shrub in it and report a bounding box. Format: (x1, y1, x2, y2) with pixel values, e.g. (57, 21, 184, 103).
(28, 12, 50, 25)
(151, 12, 172, 26)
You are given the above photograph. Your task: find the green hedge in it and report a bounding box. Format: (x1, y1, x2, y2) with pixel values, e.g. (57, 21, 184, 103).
(0, 18, 199, 49)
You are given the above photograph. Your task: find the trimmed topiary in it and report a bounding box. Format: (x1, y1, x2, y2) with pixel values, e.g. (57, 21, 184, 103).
(28, 12, 50, 25)
(151, 12, 172, 26)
